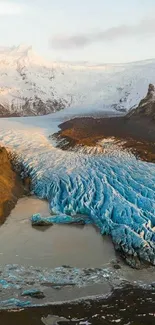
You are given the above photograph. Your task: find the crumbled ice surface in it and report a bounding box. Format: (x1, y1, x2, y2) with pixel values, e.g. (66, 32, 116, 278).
(0, 264, 119, 308)
(0, 298, 31, 308)
(0, 117, 155, 267)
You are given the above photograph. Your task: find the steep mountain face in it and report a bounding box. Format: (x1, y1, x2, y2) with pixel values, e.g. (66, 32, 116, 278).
(0, 147, 25, 224)
(1, 45, 155, 116)
(0, 45, 69, 117)
(127, 83, 155, 120)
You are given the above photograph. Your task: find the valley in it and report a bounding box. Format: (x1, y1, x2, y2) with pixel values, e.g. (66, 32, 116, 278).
(0, 48, 155, 325)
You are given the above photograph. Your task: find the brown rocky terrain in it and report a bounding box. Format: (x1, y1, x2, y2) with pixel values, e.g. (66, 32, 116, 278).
(0, 147, 27, 224)
(54, 84, 155, 162)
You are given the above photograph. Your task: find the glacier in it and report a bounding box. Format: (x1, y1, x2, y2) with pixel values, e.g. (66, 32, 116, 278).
(0, 114, 155, 268)
(1, 45, 155, 116)
(29, 152, 155, 266)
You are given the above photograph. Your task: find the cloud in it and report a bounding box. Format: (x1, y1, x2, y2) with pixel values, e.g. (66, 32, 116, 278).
(0, 1, 23, 15)
(50, 18, 155, 49)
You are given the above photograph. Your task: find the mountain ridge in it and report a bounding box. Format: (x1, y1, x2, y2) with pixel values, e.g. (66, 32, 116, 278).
(0, 45, 155, 117)
(127, 83, 155, 120)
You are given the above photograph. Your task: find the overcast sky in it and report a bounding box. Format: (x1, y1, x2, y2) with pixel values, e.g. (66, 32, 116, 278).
(1, 0, 155, 63)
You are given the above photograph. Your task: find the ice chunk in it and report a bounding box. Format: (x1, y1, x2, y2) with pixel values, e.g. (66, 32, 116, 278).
(0, 298, 31, 308)
(31, 213, 91, 226)
(21, 289, 45, 299)
(31, 214, 54, 226)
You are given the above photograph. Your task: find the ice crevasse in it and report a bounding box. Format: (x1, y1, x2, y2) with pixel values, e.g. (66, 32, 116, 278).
(0, 128, 155, 266)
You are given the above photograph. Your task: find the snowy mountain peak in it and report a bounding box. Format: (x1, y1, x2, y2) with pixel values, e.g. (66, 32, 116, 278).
(0, 45, 155, 117)
(0, 44, 46, 68)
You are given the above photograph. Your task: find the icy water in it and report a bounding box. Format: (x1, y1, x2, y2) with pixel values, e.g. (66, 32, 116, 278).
(1, 196, 155, 281)
(0, 196, 116, 268)
(0, 196, 155, 308)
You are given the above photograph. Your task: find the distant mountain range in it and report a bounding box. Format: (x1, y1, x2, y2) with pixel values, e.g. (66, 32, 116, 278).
(0, 45, 155, 117)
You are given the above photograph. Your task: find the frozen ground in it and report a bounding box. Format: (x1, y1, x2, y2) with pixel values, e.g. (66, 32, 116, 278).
(0, 111, 155, 307)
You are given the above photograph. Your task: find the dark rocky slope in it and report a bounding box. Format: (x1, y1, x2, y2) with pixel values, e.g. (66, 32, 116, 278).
(54, 84, 155, 162)
(0, 147, 27, 224)
(127, 83, 155, 120)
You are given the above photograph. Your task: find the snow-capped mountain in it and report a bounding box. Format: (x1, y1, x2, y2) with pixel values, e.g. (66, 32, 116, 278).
(0, 44, 155, 117)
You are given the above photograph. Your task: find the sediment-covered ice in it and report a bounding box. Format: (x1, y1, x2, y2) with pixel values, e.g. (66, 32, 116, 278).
(0, 124, 155, 266)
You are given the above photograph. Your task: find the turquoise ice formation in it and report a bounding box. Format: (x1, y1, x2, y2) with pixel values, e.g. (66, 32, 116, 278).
(29, 150, 155, 266)
(0, 298, 31, 308)
(21, 289, 45, 298)
(31, 213, 92, 226)
(0, 128, 155, 266)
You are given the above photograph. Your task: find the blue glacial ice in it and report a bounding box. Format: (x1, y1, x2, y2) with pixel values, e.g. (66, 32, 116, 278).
(21, 289, 45, 298)
(0, 298, 31, 308)
(31, 213, 92, 226)
(0, 127, 155, 266)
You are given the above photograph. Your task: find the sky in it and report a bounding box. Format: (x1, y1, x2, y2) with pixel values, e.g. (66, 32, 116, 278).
(1, 0, 155, 63)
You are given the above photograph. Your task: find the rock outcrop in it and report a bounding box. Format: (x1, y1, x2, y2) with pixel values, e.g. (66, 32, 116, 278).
(0, 147, 25, 224)
(54, 83, 155, 162)
(127, 84, 155, 120)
